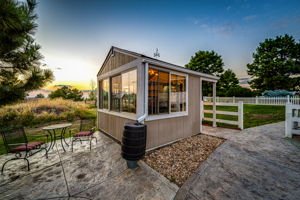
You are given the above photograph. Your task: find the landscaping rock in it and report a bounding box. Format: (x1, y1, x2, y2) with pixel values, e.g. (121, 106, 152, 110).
(144, 134, 225, 186)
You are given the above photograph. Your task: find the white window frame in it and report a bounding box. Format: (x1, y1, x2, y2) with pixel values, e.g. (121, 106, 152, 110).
(146, 66, 189, 121)
(98, 78, 110, 111)
(97, 67, 138, 120)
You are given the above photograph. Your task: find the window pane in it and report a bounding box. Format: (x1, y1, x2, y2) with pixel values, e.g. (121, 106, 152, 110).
(148, 69, 159, 114)
(111, 75, 121, 111)
(99, 80, 102, 109)
(148, 68, 169, 115)
(171, 75, 178, 112)
(178, 75, 186, 111)
(158, 71, 169, 113)
(121, 69, 137, 113)
(99, 79, 109, 109)
(171, 75, 186, 112)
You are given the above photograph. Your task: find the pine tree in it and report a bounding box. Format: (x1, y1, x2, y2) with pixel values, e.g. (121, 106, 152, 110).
(0, 0, 54, 106)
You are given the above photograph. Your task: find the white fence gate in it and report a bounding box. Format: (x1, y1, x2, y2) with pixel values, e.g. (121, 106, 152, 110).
(285, 103, 300, 138)
(204, 96, 300, 105)
(201, 101, 244, 130)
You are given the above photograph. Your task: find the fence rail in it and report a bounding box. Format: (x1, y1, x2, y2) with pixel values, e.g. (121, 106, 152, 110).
(204, 96, 300, 105)
(201, 101, 243, 130)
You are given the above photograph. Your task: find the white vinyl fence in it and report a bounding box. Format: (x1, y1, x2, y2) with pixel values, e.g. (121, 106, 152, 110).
(204, 96, 300, 105)
(201, 101, 244, 130)
(285, 103, 300, 138)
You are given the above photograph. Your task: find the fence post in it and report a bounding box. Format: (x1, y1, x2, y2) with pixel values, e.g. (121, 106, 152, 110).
(287, 95, 290, 104)
(212, 82, 217, 127)
(255, 96, 258, 104)
(285, 103, 292, 138)
(200, 101, 204, 133)
(238, 101, 244, 130)
(233, 96, 235, 103)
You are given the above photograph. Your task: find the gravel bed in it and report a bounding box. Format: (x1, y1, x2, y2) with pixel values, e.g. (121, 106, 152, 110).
(143, 134, 225, 186)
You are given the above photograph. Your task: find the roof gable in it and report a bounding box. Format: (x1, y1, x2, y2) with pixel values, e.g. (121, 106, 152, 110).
(98, 46, 219, 81)
(97, 47, 139, 76)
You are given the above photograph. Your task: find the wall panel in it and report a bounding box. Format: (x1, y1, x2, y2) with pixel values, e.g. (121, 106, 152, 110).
(99, 51, 136, 75)
(98, 75, 201, 150)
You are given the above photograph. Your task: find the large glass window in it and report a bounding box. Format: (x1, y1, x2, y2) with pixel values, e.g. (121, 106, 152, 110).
(171, 74, 186, 112)
(101, 69, 137, 113)
(111, 75, 121, 111)
(99, 79, 109, 109)
(148, 68, 169, 115)
(121, 70, 137, 113)
(148, 68, 187, 115)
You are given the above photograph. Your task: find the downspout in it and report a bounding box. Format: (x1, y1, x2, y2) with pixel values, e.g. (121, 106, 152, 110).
(137, 61, 148, 123)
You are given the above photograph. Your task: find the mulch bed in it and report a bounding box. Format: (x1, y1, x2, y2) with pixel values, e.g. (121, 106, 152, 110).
(143, 134, 225, 186)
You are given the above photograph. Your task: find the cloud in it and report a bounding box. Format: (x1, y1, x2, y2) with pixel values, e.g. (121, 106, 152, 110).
(272, 15, 300, 29)
(226, 6, 231, 11)
(190, 17, 236, 37)
(294, 15, 300, 24)
(243, 15, 256, 20)
(196, 22, 236, 37)
(199, 24, 208, 28)
(273, 18, 289, 28)
(212, 22, 235, 35)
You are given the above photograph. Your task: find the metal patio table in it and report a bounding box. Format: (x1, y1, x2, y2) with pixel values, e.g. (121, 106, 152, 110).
(42, 123, 72, 152)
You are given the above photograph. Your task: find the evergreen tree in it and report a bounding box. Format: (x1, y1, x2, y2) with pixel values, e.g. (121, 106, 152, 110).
(247, 34, 300, 92)
(0, 0, 53, 106)
(217, 69, 239, 96)
(185, 50, 224, 76)
(185, 50, 224, 96)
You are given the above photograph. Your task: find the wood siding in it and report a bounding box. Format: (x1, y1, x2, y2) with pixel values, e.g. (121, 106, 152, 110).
(98, 112, 134, 141)
(97, 75, 200, 150)
(99, 51, 137, 75)
(145, 75, 200, 149)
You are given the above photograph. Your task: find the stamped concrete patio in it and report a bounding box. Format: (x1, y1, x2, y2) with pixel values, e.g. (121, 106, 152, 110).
(1, 122, 299, 200)
(175, 122, 300, 200)
(0, 131, 178, 200)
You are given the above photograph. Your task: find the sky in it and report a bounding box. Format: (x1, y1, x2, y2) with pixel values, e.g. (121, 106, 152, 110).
(34, 0, 300, 90)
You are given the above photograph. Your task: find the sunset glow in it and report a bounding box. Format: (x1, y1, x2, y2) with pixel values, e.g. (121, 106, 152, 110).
(34, 0, 300, 90)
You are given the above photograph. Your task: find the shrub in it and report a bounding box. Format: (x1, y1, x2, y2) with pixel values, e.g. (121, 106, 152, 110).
(35, 93, 45, 98)
(0, 98, 96, 127)
(225, 86, 254, 97)
(48, 86, 83, 101)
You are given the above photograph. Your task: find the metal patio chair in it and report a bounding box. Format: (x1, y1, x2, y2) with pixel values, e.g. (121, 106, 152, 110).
(70, 118, 97, 152)
(0, 126, 48, 174)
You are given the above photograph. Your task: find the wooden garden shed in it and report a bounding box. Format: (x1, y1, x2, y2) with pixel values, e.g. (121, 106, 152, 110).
(97, 46, 218, 150)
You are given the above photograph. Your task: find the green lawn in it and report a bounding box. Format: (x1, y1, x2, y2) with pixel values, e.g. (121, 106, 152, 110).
(203, 104, 285, 129)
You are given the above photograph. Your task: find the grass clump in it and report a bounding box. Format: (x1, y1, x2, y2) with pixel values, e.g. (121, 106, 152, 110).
(0, 98, 96, 127)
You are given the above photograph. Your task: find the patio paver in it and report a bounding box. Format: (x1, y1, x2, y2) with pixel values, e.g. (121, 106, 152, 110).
(175, 122, 300, 200)
(0, 131, 178, 200)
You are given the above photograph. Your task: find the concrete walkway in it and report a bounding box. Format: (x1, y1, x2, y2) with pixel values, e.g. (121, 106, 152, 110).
(0, 132, 178, 200)
(175, 122, 300, 200)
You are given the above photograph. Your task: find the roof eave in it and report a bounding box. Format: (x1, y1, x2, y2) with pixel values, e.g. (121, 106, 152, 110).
(141, 58, 219, 81)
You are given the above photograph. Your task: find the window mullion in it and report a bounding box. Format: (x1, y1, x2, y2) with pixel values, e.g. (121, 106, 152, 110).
(169, 73, 171, 114)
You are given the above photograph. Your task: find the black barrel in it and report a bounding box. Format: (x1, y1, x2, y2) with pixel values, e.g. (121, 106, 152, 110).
(121, 122, 147, 161)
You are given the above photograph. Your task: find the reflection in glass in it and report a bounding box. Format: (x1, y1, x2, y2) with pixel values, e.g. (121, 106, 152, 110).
(99, 79, 109, 109)
(171, 74, 186, 112)
(121, 70, 137, 113)
(293, 121, 300, 129)
(111, 75, 121, 111)
(148, 68, 169, 114)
